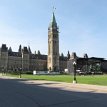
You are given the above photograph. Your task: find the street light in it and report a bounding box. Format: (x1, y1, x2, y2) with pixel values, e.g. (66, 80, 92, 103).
(19, 68, 22, 78)
(73, 61, 77, 83)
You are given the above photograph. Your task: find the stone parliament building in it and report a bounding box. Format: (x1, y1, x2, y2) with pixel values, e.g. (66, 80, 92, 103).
(0, 12, 68, 73)
(0, 12, 107, 74)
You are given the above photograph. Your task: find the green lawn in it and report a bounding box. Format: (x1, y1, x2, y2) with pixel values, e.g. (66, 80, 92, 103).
(5, 73, 107, 86)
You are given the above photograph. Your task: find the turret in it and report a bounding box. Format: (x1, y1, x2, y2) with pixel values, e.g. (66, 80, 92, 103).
(18, 45, 22, 53)
(22, 47, 29, 72)
(28, 46, 32, 54)
(0, 44, 8, 71)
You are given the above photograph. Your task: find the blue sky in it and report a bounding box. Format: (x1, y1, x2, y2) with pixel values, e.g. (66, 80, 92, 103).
(0, 0, 107, 58)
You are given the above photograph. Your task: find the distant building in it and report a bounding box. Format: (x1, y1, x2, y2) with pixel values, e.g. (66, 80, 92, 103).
(0, 43, 68, 73)
(67, 52, 107, 74)
(0, 12, 68, 73)
(0, 12, 107, 74)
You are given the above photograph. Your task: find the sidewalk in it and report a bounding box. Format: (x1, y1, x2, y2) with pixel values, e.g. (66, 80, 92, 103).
(24, 80, 107, 93)
(1, 75, 107, 93)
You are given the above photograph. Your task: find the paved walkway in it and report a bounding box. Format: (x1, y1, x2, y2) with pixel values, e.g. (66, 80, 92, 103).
(1, 75, 107, 93)
(1, 75, 107, 107)
(22, 80, 107, 93)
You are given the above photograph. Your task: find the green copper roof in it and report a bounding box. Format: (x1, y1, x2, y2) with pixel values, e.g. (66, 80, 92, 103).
(49, 12, 57, 28)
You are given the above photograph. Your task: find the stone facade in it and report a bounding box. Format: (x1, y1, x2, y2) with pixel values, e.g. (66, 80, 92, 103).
(47, 12, 59, 72)
(0, 13, 68, 73)
(0, 44, 67, 72)
(1, 12, 107, 74)
(67, 52, 107, 74)
(1, 10, 107, 74)
(0, 44, 48, 72)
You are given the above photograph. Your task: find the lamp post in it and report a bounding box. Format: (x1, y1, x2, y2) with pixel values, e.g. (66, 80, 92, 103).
(73, 61, 77, 83)
(19, 68, 22, 78)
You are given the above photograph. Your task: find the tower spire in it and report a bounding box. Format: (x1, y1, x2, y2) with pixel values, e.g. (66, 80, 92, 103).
(49, 7, 57, 28)
(48, 9, 59, 72)
(51, 12, 57, 24)
(53, 6, 56, 13)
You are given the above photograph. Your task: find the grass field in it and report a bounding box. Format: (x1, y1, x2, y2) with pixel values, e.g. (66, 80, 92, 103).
(5, 73, 107, 86)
